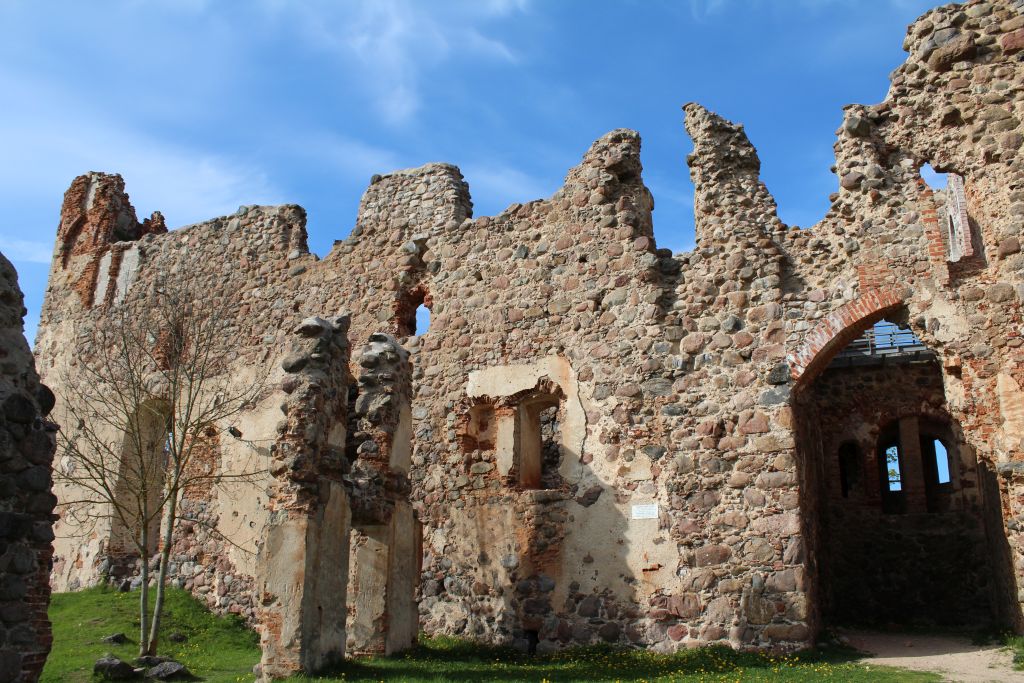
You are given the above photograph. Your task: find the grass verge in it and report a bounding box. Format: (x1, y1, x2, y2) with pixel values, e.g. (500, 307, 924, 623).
(45, 588, 940, 682)
(1006, 634, 1024, 670)
(291, 635, 939, 682)
(42, 586, 259, 683)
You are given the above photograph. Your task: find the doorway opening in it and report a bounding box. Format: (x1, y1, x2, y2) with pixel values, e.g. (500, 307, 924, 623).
(794, 313, 1009, 629)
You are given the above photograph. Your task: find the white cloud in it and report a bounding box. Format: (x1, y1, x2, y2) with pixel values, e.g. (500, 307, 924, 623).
(688, 0, 942, 21)
(256, 0, 527, 125)
(461, 163, 552, 213)
(0, 69, 281, 230)
(312, 134, 403, 178)
(269, 129, 404, 184)
(0, 238, 52, 264)
(687, 0, 730, 20)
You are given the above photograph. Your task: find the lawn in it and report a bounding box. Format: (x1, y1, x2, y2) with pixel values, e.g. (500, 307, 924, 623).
(294, 637, 939, 683)
(44, 587, 940, 682)
(42, 586, 259, 682)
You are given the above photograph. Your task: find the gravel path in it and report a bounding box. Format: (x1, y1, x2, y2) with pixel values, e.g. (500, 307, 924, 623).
(843, 630, 1023, 683)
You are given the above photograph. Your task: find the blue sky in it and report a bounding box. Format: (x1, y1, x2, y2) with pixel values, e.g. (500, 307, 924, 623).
(0, 0, 945, 344)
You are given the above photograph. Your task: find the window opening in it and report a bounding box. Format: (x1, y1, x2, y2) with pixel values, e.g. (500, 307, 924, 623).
(921, 431, 954, 513)
(515, 391, 563, 490)
(885, 443, 902, 492)
(539, 405, 561, 489)
(934, 439, 950, 484)
(395, 286, 430, 337)
(920, 162, 947, 193)
(415, 303, 430, 335)
(921, 162, 972, 262)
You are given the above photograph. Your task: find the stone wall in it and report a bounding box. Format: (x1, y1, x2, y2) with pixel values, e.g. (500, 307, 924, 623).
(33, 0, 1024, 669)
(0, 253, 57, 683)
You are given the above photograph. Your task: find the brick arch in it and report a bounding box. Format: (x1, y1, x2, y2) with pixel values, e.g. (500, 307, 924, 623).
(788, 286, 905, 390)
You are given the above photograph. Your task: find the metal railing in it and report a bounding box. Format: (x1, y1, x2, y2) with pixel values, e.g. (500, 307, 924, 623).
(830, 321, 935, 368)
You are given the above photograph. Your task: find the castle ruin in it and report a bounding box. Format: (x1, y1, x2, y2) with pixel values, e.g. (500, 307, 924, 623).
(13, 0, 1024, 678)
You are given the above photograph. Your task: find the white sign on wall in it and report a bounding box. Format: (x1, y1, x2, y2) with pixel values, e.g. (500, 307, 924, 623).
(631, 503, 659, 520)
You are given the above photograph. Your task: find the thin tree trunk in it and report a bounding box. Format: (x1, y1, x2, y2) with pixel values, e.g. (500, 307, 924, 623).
(147, 487, 178, 656)
(138, 527, 151, 657)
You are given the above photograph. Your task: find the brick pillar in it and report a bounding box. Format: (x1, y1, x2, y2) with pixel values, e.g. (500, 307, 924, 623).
(899, 417, 926, 512)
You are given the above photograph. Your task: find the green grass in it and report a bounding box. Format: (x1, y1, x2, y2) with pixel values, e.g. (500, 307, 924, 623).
(42, 586, 260, 682)
(45, 588, 939, 682)
(290, 636, 939, 682)
(1006, 634, 1024, 671)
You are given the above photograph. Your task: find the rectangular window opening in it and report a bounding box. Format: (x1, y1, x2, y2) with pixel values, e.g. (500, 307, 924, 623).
(886, 444, 902, 492)
(934, 439, 950, 484)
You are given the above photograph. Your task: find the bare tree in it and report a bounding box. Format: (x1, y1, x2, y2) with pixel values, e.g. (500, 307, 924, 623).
(55, 278, 266, 657)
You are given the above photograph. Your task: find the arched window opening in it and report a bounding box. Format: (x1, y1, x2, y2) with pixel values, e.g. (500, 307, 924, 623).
(920, 427, 956, 513)
(395, 286, 431, 337)
(837, 442, 862, 499)
(935, 440, 951, 484)
(109, 403, 171, 566)
(920, 162, 973, 263)
(415, 303, 430, 335)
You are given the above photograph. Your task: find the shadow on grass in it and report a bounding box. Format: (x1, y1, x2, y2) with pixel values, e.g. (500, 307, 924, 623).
(304, 637, 873, 683)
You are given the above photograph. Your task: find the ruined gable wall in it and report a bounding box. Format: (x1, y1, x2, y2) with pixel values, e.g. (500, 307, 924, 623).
(312, 124, 810, 651)
(773, 0, 1024, 628)
(0, 253, 57, 682)
(39, 190, 314, 619)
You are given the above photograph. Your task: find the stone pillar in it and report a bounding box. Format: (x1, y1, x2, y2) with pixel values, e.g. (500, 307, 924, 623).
(347, 501, 419, 655)
(346, 333, 418, 655)
(0, 253, 57, 683)
(899, 417, 926, 512)
(256, 316, 352, 680)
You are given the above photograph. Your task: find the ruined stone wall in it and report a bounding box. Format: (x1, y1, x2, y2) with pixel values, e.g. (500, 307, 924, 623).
(40, 192, 311, 609)
(781, 0, 1024, 630)
(0, 253, 57, 682)
(34, 0, 1024, 662)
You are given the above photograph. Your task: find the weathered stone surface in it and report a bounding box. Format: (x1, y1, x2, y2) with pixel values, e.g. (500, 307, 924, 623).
(94, 655, 137, 680)
(146, 660, 191, 680)
(0, 253, 56, 682)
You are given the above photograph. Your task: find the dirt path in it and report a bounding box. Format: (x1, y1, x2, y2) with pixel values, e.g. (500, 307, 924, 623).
(842, 630, 1022, 682)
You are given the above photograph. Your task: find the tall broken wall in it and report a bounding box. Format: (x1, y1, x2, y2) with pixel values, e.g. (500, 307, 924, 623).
(34, 0, 1024, 659)
(779, 0, 1024, 630)
(0, 253, 56, 683)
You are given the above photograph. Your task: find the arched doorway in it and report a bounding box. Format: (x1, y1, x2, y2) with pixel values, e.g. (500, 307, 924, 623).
(790, 295, 1012, 630)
